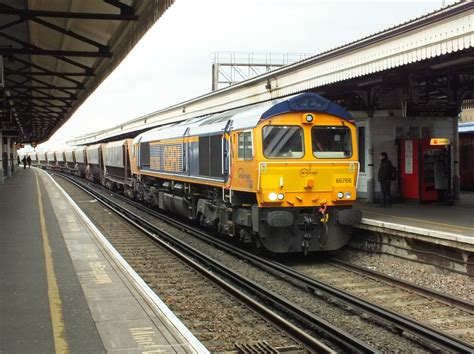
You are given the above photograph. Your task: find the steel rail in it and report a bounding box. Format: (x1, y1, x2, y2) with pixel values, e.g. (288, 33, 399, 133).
(57, 173, 474, 353)
(55, 173, 374, 354)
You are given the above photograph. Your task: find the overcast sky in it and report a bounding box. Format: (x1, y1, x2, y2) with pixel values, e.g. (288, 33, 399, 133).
(36, 0, 457, 151)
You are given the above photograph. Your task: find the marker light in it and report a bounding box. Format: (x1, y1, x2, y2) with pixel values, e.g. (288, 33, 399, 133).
(305, 114, 314, 123)
(277, 193, 285, 200)
(345, 192, 352, 199)
(337, 192, 344, 199)
(269, 192, 278, 201)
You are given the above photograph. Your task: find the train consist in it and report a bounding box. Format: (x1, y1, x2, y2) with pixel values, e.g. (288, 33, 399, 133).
(36, 93, 362, 254)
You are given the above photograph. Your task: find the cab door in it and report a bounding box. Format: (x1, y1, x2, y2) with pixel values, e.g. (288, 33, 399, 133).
(231, 130, 256, 191)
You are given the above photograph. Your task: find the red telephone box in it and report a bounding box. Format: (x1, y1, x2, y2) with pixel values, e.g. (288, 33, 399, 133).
(400, 138, 450, 202)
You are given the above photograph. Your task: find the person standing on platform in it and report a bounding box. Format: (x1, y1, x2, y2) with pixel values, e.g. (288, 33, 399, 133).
(17, 155, 20, 167)
(22, 156, 27, 169)
(378, 151, 394, 208)
(26, 155, 32, 169)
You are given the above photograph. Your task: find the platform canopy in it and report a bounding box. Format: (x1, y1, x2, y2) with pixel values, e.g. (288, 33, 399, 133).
(68, 1, 474, 146)
(0, 0, 175, 144)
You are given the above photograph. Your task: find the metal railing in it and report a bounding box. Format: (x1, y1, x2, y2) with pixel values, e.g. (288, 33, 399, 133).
(211, 51, 312, 91)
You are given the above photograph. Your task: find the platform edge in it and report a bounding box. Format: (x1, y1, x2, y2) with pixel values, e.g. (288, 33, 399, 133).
(42, 170, 210, 354)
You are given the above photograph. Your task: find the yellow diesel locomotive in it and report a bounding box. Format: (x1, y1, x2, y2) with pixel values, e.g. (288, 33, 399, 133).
(129, 93, 362, 254)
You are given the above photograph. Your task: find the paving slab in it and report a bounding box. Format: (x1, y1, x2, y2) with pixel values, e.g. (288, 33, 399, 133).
(356, 195, 474, 241)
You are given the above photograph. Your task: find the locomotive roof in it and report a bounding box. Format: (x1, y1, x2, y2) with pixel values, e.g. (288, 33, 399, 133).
(135, 93, 352, 144)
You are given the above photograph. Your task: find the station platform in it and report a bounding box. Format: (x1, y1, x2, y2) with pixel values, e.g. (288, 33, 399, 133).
(355, 194, 474, 250)
(0, 168, 208, 354)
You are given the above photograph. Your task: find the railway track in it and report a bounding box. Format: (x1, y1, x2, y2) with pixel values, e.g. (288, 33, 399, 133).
(54, 172, 474, 353)
(53, 174, 361, 353)
(289, 258, 474, 342)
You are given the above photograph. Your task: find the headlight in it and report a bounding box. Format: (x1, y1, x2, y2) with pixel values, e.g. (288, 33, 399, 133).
(337, 192, 344, 199)
(277, 193, 285, 200)
(345, 192, 352, 199)
(268, 192, 278, 201)
(305, 114, 314, 123)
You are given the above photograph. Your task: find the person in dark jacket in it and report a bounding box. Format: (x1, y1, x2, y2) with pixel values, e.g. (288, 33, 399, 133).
(378, 151, 393, 208)
(26, 155, 32, 169)
(22, 156, 27, 169)
(17, 155, 20, 167)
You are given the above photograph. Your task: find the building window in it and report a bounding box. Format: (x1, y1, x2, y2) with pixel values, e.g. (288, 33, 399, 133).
(358, 126, 365, 173)
(237, 131, 253, 160)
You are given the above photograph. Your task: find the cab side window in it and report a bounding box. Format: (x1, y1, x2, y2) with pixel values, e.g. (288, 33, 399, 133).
(237, 131, 253, 160)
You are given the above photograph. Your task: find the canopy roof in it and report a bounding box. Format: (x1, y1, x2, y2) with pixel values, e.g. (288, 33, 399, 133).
(70, 1, 474, 146)
(0, 0, 175, 143)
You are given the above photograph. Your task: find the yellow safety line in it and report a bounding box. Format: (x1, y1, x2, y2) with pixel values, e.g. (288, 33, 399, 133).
(35, 172, 70, 354)
(362, 209, 474, 232)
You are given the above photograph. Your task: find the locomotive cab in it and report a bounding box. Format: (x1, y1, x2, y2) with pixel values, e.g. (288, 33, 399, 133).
(231, 101, 362, 253)
(256, 113, 358, 208)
